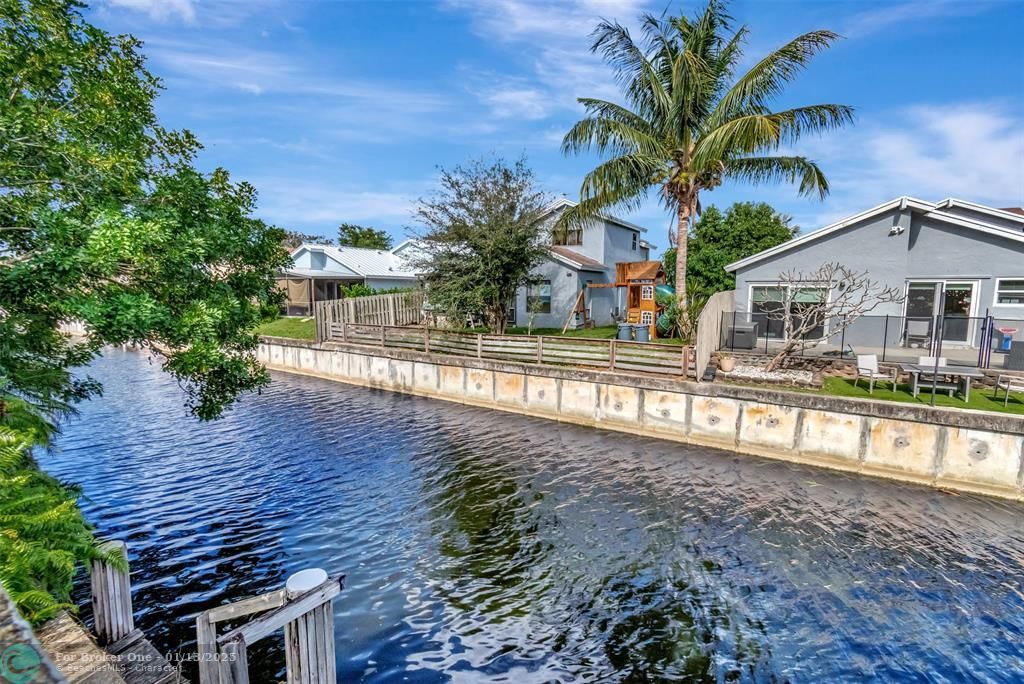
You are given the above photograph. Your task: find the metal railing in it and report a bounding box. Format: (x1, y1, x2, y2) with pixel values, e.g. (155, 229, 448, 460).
(327, 323, 696, 378)
(719, 312, 1024, 369)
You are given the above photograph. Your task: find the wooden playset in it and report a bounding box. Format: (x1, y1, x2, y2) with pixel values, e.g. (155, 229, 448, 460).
(562, 261, 668, 338)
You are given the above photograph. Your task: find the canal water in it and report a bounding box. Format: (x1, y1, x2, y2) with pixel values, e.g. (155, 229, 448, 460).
(47, 350, 1023, 682)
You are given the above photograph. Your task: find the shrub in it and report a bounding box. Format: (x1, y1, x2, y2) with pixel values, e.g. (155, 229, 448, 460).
(0, 425, 123, 625)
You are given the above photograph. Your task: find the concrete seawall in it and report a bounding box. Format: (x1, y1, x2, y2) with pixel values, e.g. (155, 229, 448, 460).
(258, 336, 1024, 502)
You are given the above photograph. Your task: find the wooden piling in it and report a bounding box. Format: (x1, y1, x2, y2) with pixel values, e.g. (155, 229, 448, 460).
(90, 540, 134, 645)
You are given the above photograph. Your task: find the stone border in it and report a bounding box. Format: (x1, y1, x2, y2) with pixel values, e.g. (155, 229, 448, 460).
(261, 336, 1024, 435)
(258, 336, 1024, 501)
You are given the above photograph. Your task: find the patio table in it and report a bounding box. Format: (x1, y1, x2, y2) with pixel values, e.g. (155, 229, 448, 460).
(898, 363, 985, 401)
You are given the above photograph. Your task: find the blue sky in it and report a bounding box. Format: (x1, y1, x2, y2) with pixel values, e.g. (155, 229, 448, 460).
(91, 0, 1023, 253)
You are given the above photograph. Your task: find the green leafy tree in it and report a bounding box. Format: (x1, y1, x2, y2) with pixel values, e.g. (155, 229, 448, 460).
(282, 230, 332, 249)
(663, 202, 797, 293)
(411, 157, 550, 334)
(337, 223, 393, 249)
(561, 0, 852, 304)
(0, 0, 289, 620)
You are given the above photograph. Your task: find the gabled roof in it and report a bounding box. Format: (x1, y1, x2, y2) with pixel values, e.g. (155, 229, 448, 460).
(935, 198, 1024, 226)
(285, 243, 419, 280)
(544, 197, 648, 233)
(725, 196, 1024, 272)
(547, 246, 608, 271)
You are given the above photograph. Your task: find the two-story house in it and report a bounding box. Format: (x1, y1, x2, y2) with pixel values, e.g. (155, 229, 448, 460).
(512, 199, 655, 329)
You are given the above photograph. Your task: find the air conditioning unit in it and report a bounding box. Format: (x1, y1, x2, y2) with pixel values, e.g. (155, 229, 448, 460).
(726, 322, 759, 350)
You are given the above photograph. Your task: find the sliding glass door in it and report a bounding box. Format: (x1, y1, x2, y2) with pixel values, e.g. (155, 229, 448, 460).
(904, 281, 977, 344)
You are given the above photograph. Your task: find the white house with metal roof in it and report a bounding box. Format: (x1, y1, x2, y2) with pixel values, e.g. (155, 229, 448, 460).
(278, 243, 420, 315)
(725, 196, 1024, 349)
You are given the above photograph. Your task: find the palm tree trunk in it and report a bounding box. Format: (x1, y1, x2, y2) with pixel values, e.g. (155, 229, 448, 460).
(674, 201, 690, 306)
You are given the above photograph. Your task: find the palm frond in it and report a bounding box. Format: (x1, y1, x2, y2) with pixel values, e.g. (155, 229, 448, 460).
(693, 104, 854, 165)
(560, 154, 664, 230)
(562, 102, 666, 159)
(591, 18, 672, 121)
(711, 30, 843, 123)
(725, 155, 829, 199)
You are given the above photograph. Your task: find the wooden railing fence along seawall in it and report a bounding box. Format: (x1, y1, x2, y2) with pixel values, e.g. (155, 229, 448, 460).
(326, 323, 696, 378)
(314, 291, 424, 342)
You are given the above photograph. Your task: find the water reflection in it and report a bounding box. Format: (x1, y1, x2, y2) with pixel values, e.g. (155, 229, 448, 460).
(49, 349, 1024, 682)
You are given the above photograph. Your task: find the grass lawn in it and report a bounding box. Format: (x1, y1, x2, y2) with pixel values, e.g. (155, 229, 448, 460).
(821, 377, 1024, 416)
(257, 316, 315, 340)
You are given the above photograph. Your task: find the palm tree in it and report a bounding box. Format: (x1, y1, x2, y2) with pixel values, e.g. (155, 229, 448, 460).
(561, 1, 853, 305)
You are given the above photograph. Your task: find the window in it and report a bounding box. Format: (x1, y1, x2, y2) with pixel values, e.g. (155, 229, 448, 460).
(527, 280, 552, 313)
(995, 279, 1024, 305)
(631, 233, 638, 250)
(751, 285, 827, 339)
(552, 227, 583, 246)
(640, 311, 654, 325)
(641, 285, 654, 300)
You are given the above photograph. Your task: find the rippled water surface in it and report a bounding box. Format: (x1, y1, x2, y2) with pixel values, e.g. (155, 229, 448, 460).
(46, 350, 1024, 682)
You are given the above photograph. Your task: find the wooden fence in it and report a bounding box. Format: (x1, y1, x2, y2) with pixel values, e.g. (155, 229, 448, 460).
(314, 291, 424, 342)
(329, 323, 695, 377)
(694, 289, 735, 382)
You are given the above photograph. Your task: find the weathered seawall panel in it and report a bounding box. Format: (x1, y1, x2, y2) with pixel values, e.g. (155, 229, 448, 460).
(258, 337, 1024, 501)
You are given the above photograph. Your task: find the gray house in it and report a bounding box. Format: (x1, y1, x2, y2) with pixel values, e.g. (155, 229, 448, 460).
(512, 199, 655, 329)
(725, 197, 1024, 354)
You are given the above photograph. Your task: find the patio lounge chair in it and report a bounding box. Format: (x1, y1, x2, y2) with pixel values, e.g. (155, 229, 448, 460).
(994, 374, 1024, 407)
(854, 354, 896, 393)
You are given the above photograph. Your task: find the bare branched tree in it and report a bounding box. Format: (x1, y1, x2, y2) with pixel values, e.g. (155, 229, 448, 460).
(762, 262, 904, 371)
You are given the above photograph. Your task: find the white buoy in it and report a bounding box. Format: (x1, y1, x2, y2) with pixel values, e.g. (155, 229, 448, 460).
(285, 568, 328, 597)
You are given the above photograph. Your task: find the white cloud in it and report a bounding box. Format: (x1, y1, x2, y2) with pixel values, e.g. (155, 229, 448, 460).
(107, 0, 195, 23)
(477, 80, 551, 119)
(146, 40, 448, 109)
(770, 102, 1024, 229)
(448, 0, 651, 119)
(249, 177, 431, 231)
(843, 1, 994, 38)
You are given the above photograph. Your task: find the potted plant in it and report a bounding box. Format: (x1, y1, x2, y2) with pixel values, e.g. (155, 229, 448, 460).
(718, 353, 735, 373)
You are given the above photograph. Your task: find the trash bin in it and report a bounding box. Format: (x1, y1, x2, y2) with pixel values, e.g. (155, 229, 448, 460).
(997, 328, 1018, 352)
(617, 323, 633, 341)
(634, 324, 650, 342)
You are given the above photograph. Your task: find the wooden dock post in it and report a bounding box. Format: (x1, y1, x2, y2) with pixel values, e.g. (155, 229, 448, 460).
(198, 568, 343, 684)
(91, 540, 135, 645)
